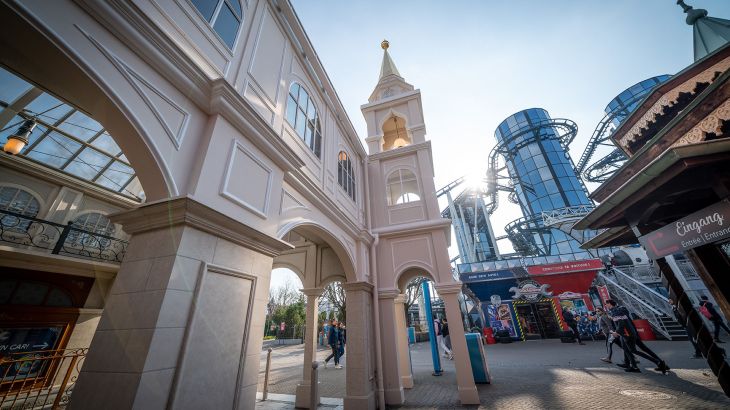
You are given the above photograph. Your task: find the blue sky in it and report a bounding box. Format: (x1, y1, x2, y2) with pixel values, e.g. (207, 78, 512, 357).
(271, 0, 730, 290)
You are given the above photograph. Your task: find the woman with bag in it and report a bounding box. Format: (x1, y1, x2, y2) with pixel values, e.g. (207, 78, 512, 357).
(700, 296, 730, 343)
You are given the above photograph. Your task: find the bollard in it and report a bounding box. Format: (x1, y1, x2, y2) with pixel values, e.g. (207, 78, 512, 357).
(262, 348, 273, 401)
(310, 361, 319, 409)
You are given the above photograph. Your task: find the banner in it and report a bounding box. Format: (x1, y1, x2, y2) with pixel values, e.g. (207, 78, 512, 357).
(596, 285, 610, 304)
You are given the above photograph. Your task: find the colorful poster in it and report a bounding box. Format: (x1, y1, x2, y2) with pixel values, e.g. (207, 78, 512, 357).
(485, 303, 516, 337)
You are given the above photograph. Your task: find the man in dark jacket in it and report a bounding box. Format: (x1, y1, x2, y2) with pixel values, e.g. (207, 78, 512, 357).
(324, 319, 342, 369)
(605, 299, 669, 374)
(562, 307, 585, 345)
(700, 296, 730, 343)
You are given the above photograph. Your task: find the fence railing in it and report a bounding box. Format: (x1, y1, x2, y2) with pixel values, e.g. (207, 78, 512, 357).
(613, 264, 662, 284)
(597, 272, 674, 340)
(674, 260, 701, 280)
(0, 210, 127, 263)
(0, 348, 87, 410)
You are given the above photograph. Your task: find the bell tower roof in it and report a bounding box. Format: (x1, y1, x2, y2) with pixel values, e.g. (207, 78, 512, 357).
(678, 0, 730, 61)
(379, 40, 401, 79)
(368, 40, 414, 103)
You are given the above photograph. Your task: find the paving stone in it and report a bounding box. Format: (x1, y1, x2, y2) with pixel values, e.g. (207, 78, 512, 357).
(257, 338, 730, 409)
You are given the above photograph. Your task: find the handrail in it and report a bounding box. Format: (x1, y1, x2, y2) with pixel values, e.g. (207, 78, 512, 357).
(598, 272, 667, 317)
(612, 266, 669, 303)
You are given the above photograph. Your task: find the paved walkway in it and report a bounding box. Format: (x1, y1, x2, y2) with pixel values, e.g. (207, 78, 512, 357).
(257, 338, 730, 409)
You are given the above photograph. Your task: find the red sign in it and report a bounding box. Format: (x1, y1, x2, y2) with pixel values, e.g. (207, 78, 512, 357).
(527, 259, 604, 275)
(597, 285, 610, 304)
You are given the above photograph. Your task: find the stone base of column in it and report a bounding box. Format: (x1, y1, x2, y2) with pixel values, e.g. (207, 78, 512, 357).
(401, 374, 413, 389)
(344, 392, 376, 409)
(295, 382, 319, 408)
(458, 385, 480, 405)
(384, 386, 404, 405)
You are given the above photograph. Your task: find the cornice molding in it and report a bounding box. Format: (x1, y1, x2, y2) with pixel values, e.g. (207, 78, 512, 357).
(367, 140, 432, 162)
(0, 154, 139, 209)
(110, 196, 293, 257)
(372, 218, 452, 239)
(342, 280, 374, 294)
(361, 89, 421, 112)
(300, 287, 324, 297)
(378, 288, 401, 299)
(433, 282, 463, 295)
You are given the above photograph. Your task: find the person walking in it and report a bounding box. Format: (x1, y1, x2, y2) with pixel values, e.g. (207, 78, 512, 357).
(605, 299, 669, 374)
(441, 318, 453, 360)
(596, 307, 619, 363)
(338, 322, 346, 365)
(324, 319, 342, 369)
(699, 296, 730, 343)
(434, 317, 444, 355)
(669, 298, 702, 358)
(562, 307, 585, 345)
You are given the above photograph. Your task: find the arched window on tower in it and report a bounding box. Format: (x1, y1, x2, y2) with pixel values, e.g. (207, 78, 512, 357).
(337, 151, 356, 201)
(190, 0, 243, 49)
(0, 186, 41, 231)
(285, 82, 322, 158)
(382, 115, 411, 150)
(386, 169, 420, 205)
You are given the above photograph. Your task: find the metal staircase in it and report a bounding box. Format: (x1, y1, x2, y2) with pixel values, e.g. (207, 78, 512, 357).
(596, 267, 687, 340)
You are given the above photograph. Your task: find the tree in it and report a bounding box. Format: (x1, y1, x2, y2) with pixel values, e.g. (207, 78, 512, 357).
(321, 281, 346, 323)
(269, 278, 300, 313)
(403, 277, 428, 326)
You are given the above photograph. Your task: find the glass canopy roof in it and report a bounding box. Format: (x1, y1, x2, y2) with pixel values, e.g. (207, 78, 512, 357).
(0, 67, 144, 201)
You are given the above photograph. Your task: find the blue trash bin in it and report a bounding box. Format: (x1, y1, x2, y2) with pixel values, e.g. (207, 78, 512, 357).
(465, 333, 490, 383)
(407, 327, 416, 344)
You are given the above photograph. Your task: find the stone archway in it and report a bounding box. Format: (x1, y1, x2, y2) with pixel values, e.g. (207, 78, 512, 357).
(273, 222, 373, 408)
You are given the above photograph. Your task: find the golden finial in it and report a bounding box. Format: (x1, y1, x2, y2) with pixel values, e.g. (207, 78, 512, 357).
(381, 39, 389, 50)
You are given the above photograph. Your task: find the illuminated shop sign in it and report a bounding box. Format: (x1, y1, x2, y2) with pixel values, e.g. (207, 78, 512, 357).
(639, 199, 730, 259)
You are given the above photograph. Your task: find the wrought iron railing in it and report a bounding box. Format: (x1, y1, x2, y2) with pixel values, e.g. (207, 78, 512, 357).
(0, 210, 127, 263)
(0, 348, 87, 409)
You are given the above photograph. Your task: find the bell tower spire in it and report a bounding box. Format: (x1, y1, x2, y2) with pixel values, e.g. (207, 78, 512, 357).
(362, 40, 425, 154)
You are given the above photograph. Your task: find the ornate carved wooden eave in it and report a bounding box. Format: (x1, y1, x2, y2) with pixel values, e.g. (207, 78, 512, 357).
(591, 73, 730, 203)
(616, 61, 729, 154)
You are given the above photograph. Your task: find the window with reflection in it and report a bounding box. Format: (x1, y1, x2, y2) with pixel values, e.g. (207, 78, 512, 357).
(190, 0, 243, 49)
(386, 169, 420, 205)
(285, 83, 322, 158)
(67, 212, 116, 248)
(0, 186, 41, 232)
(337, 151, 355, 201)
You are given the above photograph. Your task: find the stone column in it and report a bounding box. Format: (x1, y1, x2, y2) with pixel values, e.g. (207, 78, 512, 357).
(394, 294, 413, 389)
(296, 288, 323, 408)
(343, 281, 376, 409)
(378, 289, 404, 405)
(435, 283, 480, 405)
(69, 198, 292, 410)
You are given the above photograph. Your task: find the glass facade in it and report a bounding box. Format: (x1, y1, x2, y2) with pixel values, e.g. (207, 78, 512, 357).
(604, 75, 671, 126)
(0, 67, 144, 201)
(443, 194, 499, 263)
(495, 108, 591, 258)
